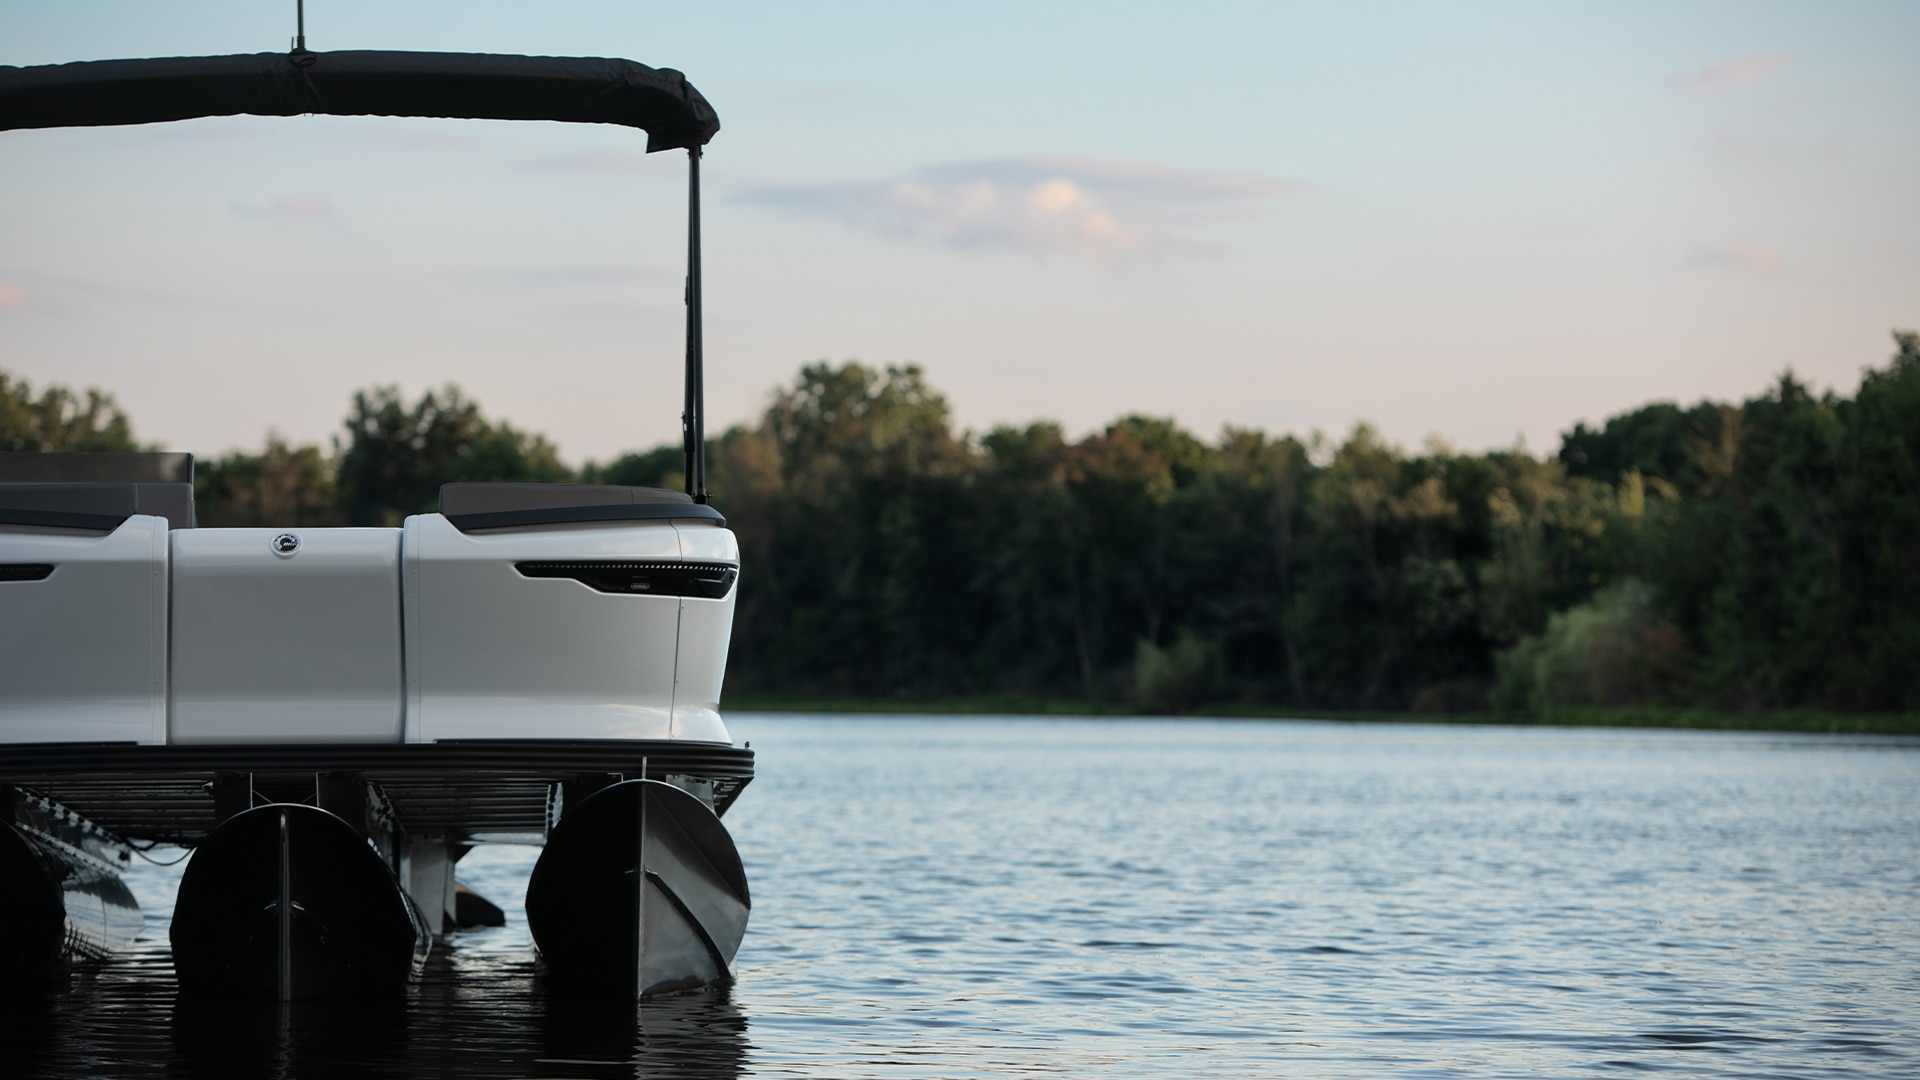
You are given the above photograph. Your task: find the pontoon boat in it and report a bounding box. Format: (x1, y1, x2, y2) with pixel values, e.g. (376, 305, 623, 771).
(0, 37, 752, 1000)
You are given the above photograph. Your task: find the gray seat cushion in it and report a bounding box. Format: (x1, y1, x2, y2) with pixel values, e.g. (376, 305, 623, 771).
(438, 483, 724, 532)
(0, 451, 193, 484)
(0, 481, 196, 530)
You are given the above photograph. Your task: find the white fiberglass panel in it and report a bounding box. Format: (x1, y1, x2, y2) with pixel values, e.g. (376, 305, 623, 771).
(674, 520, 740, 563)
(0, 516, 168, 744)
(669, 518, 739, 742)
(170, 528, 404, 743)
(404, 513, 692, 742)
(671, 591, 736, 741)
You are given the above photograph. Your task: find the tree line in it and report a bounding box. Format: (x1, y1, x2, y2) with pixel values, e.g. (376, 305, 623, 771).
(5, 331, 1916, 714)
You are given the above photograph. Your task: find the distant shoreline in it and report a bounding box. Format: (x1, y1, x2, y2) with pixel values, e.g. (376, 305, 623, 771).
(722, 695, 1920, 735)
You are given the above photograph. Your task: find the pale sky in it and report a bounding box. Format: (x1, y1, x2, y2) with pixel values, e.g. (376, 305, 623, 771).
(2, 1, 1916, 463)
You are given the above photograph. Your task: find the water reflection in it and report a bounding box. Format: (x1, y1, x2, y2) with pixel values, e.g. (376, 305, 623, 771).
(170, 994, 410, 1079)
(11, 948, 748, 1080)
(529, 987, 749, 1080)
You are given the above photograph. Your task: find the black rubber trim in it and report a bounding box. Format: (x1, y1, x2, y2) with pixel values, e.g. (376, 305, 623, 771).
(446, 501, 725, 531)
(0, 563, 55, 581)
(0, 508, 125, 530)
(0, 740, 752, 778)
(515, 560, 737, 599)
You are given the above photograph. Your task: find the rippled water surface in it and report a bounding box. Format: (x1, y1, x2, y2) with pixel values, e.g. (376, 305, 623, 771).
(12, 717, 1920, 1078)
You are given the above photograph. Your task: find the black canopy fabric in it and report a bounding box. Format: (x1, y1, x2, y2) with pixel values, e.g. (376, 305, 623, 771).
(0, 50, 718, 150)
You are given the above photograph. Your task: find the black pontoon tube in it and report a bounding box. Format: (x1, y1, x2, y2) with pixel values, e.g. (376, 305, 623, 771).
(526, 779, 748, 997)
(0, 805, 141, 986)
(171, 803, 427, 999)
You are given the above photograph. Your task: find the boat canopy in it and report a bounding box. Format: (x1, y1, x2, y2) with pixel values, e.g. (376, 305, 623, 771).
(1, 47, 720, 503)
(0, 50, 719, 151)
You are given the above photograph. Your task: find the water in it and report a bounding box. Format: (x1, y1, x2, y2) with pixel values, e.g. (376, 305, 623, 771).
(9, 716, 1918, 1078)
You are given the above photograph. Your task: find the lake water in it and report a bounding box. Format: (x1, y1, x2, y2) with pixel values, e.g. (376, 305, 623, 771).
(10, 716, 1919, 1078)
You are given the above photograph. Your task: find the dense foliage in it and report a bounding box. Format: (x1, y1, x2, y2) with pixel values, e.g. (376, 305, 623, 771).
(5, 331, 1915, 713)
(0, 369, 139, 452)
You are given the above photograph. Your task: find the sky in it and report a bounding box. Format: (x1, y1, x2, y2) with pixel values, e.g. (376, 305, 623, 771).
(2, 1, 1916, 464)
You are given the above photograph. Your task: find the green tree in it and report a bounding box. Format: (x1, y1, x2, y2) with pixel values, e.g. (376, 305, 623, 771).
(734, 362, 976, 693)
(1832, 331, 1920, 707)
(1196, 428, 1313, 703)
(23, 331, 1915, 717)
(334, 384, 569, 526)
(196, 435, 341, 527)
(1491, 578, 1692, 717)
(1559, 399, 1730, 495)
(581, 446, 684, 490)
(0, 369, 141, 452)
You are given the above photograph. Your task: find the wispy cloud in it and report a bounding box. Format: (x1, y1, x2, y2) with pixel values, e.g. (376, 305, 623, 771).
(357, 128, 475, 152)
(231, 196, 336, 221)
(1666, 52, 1791, 94)
(456, 266, 673, 320)
(520, 152, 653, 173)
(544, 300, 674, 321)
(0, 274, 79, 313)
(793, 82, 858, 103)
(468, 266, 666, 287)
(1697, 130, 1843, 167)
(0, 271, 211, 314)
(738, 157, 1306, 261)
(1692, 240, 1785, 274)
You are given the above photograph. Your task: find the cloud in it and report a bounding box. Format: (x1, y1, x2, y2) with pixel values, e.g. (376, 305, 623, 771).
(795, 82, 858, 103)
(737, 156, 1306, 261)
(1666, 52, 1791, 93)
(231, 196, 336, 221)
(1697, 130, 1844, 167)
(520, 152, 653, 173)
(0, 276, 65, 313)
(544, 300, 674, 321)
(470, 266, 665, 287)
(358, 129, 475, 152)
(0, 271, 211, 315)
(456, 266, 673, 320)
(1692, 241, 1785, 274)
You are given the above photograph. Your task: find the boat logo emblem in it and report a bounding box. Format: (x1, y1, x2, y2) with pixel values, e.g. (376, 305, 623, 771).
(271, 533, 301, 556)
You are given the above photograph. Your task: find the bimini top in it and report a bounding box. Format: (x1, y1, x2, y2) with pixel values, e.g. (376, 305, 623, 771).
(0, 49, 718, 151)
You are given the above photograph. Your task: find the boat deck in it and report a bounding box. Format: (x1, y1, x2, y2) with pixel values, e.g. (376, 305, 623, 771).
(0, 740, 753, 844)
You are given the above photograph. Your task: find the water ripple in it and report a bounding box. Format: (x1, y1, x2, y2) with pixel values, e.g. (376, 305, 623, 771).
(7, 718, 1918, 1078)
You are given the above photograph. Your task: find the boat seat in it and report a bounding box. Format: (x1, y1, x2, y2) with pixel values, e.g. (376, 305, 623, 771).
(0, 481, 196, 530)
(0, 451, 194, 484)
(439, 482, 725, 531)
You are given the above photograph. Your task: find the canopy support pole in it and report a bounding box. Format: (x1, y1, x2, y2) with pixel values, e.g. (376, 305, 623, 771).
(683, 147, 708, 504)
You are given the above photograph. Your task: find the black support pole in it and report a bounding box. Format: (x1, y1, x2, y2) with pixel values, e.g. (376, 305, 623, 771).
(683, 147, 708, 503)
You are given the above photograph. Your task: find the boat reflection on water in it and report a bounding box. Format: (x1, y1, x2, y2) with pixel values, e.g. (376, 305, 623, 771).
(4, 945, 748, 1080)
(169, 993, 411, 1079)
(166, 961, 749, 1079)
(531, 988, 750, 1080)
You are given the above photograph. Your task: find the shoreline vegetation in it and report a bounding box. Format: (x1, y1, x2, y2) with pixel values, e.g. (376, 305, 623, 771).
(722, 694, 1920, 735)
(6, 329, 1917, 726)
